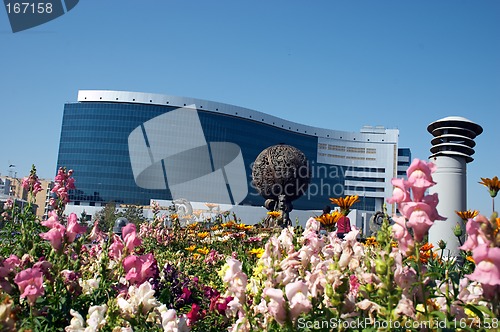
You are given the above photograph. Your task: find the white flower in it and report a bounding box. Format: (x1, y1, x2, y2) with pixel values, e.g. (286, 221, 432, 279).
(277, 227, 294, 253)
(134, 282, 159, 314)
(79, 277, 100, 295)
(86, 305, 107, 331)
(338, 247, 353, 269)
(285, 281, 312, 319)
(158, 305, 179, 332)
(65, 309, 85, 332)
(117, 296, 134, 315)
(177, 315, 190, 332)
(112, 327, 133, 332)
(118, 282, 159, 316)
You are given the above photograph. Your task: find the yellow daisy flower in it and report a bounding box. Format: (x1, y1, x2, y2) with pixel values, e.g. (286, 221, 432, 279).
(185, 245, 196, 252)
(249, 248, 265, 258)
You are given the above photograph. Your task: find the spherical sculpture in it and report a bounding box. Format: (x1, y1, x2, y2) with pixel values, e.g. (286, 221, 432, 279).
(252, 144, 310, 201)
(252, 144, 310, 226)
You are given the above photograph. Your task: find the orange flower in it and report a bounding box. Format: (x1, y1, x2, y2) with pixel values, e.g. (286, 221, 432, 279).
(466, 255, 475, 264)
(197, 232, 210, 239)
(187, 222, 199, 230)
(418, 243, 438, 263)
(455, 210, 479, 221)
(479, 176, 500, 198)
(329, 195, 360, 212)
(197, 248, 209, 255)
(235, 223, 253, 231)
(185, 245, 196, 252)
(420, 243, 434, 251)
(222, 221, 235, 228)
(315, 211, 343, 228)
(363, 236, 377, 246)
(267, 211, 282, 219)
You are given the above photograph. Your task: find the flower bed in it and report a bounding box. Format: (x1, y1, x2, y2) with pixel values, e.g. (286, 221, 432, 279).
(0, 160, 499, 331)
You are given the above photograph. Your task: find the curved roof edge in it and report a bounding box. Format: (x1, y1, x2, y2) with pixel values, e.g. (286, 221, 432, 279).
(76, 90, 399, 144)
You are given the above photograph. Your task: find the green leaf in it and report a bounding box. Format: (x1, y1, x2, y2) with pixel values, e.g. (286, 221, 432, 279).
(463, 303, 485, 320)
(464, 303, 495, 319)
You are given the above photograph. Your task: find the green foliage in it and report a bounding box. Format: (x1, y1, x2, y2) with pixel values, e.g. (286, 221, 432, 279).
(95, 202, 118, 233)
(95, 203, 148, 232)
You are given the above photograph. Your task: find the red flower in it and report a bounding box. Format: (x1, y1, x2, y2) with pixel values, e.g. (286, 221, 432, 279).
(186, 303, 201, 325)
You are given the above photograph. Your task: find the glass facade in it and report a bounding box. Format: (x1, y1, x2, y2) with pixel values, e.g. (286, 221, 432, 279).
(397, 148, 412, 177)
(57, 94, 404, 212)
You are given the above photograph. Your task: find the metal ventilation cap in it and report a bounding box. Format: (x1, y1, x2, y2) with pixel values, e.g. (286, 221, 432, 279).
(427, 116, 483, 163)
(427, 116, 483, 137)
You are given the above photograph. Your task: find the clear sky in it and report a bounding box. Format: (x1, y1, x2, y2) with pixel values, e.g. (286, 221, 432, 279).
(1, 1, 499, 216)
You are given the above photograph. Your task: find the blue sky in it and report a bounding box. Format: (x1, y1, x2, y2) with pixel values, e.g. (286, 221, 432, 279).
(1, 1, 499, 215)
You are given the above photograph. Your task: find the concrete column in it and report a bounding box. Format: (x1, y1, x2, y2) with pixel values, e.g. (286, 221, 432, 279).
(428, 156, 467, 254)
(427, 116, 482, 255)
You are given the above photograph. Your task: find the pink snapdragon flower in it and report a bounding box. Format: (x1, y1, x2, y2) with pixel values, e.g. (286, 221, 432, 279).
(51, 167, 75, 207)
(395, 295, 415, 319)
(263, 287, 286, 325)
(3, 198, 13, 210)
(204, 250, 224, 265)
(66, 213, 87, 243)
(400, 202, 438, 242)
(122, 223, 142, 252)
(33, 259, 52, 281)
(285, 281, 312, 320)
(3, 255, 21, 270)
(123, 253, 157, 285)
(406, 159, 437, 201)
(387, 158, 445, 247)
(392, 216, 414, 254)
(465, 244, 500, 286)
(223, 258, 247, 302)
(421, 193, 446, 221)
(0, 255, 21, 293)
(386, 178, 411, 204)
(22, 172, 43, 195)
(349, 275, 360, 297)
(14, 267, 44, 305)
(109, 235, 125, 260)
(88, 221, 106, 242)
(40, 223, 66, 251)
(460, 215, 490, 251)
(41, 211, 60, 228)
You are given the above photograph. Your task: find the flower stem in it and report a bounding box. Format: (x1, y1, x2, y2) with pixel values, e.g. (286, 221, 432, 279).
(415, 242, 429, 317)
